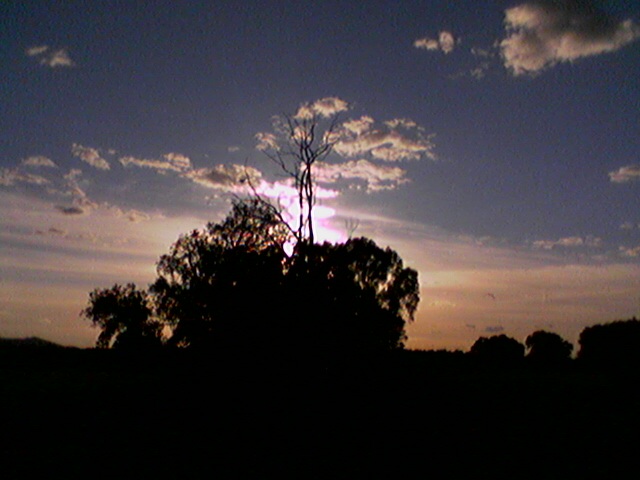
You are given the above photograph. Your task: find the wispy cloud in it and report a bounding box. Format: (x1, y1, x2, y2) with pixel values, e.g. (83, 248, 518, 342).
(119, 153, 191, 172)
(414, 31, 457, 54)
(34, 227, 68, 237)
(71, 143, 110, 170)
(334, 115, 436, 161)
(484, 326, 505, 334)
(183, 164, 262, 191)
(55, 205, 86, 216)
(609, 164, 640, 183)
(619, 245, 640, 258)
(314, 159, 409, 192)
(0, 168, 49, 187)
(21, 156, 57, 168)
(620, 222, 639, 231)
(501, 1, 640, 75)
(294, 97, 350, 120)
(54, 169, 98, 216)
(532, 235, 602, 250)
(26, 45, 75, 68)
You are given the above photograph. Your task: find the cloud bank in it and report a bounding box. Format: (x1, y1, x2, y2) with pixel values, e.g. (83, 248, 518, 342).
(501, 1, 640, 75)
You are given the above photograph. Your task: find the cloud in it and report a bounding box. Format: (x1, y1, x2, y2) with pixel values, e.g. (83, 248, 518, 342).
(111, 208, 151, 223)
(35, 227, 68, 237)
(532, 235, 602, 250)
(0, 168, 49, 187)
(26, 45, 75, 68)
(609, 165, 640, 183)
(619, 245, 640, 257)
(26, 45, 49, 57)
(295, 97, 350, 120)
(485, 326, 505, 333)
(314, 159, 409, 192)
(184, 164, 262, 191)
(414, 31, 457, 54)
(620, 222, 639, 231)
(55, 205, 86, 216)
(71, 144, 110, 170)
(119, 153, 191, 172)
(500, 1, 640, 75)
(255, 132, 279, 151)
(57, 169, 99, 215)
(334, 116, 436, 161)
(21, 156, 57, 168)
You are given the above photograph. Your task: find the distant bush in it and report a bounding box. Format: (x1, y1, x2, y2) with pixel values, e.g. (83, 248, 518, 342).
(578, 318, 640, 365)
(525, 330, 573, 365)
(468, 335, 525, 364)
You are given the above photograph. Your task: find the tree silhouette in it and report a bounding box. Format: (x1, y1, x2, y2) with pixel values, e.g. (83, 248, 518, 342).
(578, 318, 640, 365)
(81, 283, 162, 349)
(255, 100, 344, 244)
(151, 199, 288, 349)
(525, 330, 573, 365)
(469, 335, 525, 364)
(285, 238, 419, 352)
(148, 198, 418, 353)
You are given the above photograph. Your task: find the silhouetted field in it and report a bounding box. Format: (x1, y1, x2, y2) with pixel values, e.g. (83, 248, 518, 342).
(1, 346, 638, 478)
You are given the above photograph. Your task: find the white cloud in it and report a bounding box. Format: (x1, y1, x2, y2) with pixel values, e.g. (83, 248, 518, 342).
(414, 31, 457, 54)
(342, 116, 375, 135)
(501, 1, 640, 75)
(26, 45, 49, 57)
(255, 132, 279, 151)
(314, 159, 409, 192)
(620, 222, 639, 231)
(26, 45, 75, 68)
(620, 246, 640, 258)
(56, 169, 98, 216)
(45, 49, 74, 67)
(609, 165, 640, 183)
(71, 143, 110, 170)
(294, 97, 350, 120)
(334, 116, 436, 161)
(184, 164, 262, 191)
(0, 168, 49, 187)
(21, 156, 57, 168)
(532, 235, 603, 250)
(119, 153, 191, 172)
(112, 208, 151, 223)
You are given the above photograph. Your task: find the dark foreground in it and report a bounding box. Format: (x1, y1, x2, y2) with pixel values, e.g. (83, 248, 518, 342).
(1, 348, 638, 478)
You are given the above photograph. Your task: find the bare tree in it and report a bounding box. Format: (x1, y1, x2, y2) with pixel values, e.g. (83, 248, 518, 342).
(255, 101, 345, 245)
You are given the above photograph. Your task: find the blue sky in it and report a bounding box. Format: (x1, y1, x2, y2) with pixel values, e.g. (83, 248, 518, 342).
(1, 1, 640, 350)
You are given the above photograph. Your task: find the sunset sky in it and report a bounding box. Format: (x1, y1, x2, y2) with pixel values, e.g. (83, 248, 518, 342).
(2, 0, 640, 350)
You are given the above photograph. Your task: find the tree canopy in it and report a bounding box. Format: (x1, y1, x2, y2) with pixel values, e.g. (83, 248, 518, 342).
(80, 198, 419, 354)
(525, 330, 573, 364)
(578, 318, 640, 365)
(81, 283, 162, 350)
(469, 335, 525, 364)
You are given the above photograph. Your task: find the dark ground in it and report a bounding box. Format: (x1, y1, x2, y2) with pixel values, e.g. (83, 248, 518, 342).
(1, 347, 639, 478)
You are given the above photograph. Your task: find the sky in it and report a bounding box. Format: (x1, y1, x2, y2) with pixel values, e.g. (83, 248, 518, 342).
(1, 0, 640, 351)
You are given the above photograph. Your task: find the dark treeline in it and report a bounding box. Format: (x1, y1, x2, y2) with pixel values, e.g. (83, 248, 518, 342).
(2, 319, 640, 477)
